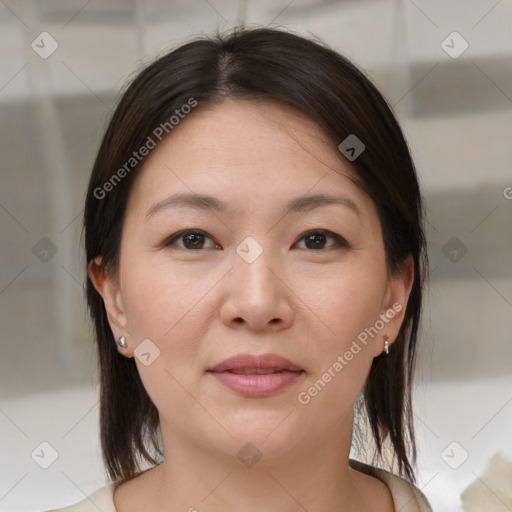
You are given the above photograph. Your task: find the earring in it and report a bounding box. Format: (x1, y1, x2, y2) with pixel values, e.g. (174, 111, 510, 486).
(116, 336, 128, 350)
(384, 336, 389, 355)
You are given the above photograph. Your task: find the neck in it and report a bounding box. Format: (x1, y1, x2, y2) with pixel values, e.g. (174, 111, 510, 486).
(145, 415, 370, 512)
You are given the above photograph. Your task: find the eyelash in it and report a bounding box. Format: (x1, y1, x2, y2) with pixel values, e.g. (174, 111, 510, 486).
(161, 229, 349, 251)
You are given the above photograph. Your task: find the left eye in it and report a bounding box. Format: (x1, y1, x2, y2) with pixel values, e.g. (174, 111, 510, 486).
(294, 230, 349, 250)
(163, 230, 220, 250)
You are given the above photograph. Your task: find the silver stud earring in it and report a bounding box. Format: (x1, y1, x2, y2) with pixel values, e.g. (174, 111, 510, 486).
(384, 336, 389, 355)
(116, 336, 128, 350)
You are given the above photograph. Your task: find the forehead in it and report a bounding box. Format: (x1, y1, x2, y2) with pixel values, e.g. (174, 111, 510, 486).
(126, 99, 367, 216)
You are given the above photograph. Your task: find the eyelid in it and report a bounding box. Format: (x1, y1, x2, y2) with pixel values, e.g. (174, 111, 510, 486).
(161, 228, 349, 251)
(293, 229, 350, 250)
(161, 229, 221, 250)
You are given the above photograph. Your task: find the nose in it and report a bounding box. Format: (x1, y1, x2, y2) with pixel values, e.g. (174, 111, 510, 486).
(219, 249, 295, 333)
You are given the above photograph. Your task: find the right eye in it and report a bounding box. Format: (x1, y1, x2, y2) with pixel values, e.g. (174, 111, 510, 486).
(161, 229, 222, 250)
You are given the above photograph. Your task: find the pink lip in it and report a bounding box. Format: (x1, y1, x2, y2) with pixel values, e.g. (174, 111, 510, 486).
(207, 353, 304, 397)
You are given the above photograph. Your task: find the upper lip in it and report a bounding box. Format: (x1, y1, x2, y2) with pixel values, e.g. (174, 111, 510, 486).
(208, 353, 303, 372)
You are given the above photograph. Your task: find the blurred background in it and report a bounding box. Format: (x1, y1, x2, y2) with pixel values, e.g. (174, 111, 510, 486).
(0, 1, 511, 511)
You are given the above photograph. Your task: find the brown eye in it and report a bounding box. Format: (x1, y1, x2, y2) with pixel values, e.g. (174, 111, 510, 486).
(163, 230, 221, 250)
(304, 232, 328, 249)
(182, 232, 206, 249)
(296, 230, 349, 250)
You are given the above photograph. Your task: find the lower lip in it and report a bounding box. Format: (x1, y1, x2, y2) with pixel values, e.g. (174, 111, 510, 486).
(208, 370, 304, 397)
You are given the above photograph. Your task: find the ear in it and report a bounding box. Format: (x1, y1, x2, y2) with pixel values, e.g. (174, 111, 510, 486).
(373, 254, 415, 357)
(87, 256, 133, 357)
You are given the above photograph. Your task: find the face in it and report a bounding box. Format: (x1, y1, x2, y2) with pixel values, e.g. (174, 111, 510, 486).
(90, 99, 412, 464)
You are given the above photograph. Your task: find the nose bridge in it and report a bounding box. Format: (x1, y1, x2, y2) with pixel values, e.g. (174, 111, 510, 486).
(220, 236, 294, 331)
(233, 236, 280, 303)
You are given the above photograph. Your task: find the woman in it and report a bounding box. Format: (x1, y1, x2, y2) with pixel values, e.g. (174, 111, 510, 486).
(49, 27, 431, 511)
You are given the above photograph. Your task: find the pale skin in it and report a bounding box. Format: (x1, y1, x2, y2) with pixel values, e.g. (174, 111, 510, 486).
(89, 99, 414, 512)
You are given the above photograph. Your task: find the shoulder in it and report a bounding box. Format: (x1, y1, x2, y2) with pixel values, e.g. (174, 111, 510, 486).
(43, 483, 117, 512)
(349, 459, 433, 512)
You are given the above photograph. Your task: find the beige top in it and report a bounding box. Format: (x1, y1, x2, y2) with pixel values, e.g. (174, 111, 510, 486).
(47, 460, 432, 512)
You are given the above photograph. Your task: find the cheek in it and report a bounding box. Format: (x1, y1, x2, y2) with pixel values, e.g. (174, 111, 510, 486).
(121, 259, 221, 422)
(295, 260, 387, 352)
(292, 259, 387, 415)
(119, 253, 227, 413)
(120, 250, 219, 341)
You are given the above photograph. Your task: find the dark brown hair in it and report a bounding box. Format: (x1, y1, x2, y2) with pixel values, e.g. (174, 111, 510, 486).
(84, 26, 427, 485)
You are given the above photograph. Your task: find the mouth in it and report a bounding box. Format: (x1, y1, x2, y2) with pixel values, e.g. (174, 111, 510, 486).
(220, 368, 298, 375)
(207, 353, 304, 397)
(208, 353, 303, 373)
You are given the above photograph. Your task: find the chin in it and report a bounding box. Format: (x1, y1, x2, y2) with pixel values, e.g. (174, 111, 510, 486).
(207, 416, 304, 462)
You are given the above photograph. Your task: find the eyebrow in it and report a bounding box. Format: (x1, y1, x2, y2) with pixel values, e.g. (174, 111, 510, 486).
(145, 192, 361, 220)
